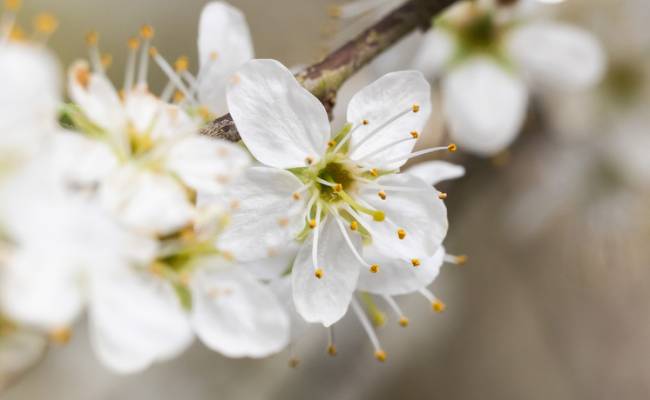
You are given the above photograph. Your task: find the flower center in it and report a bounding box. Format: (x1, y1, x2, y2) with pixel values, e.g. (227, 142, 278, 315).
(316, 160, 356, 201)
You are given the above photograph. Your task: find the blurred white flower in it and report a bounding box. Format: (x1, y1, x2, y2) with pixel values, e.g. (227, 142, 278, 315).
(411, 0, 605, 155)
(221, 59, 451, 327)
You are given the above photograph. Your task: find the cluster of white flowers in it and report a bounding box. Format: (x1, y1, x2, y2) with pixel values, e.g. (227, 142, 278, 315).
(0, 0, 604, 377)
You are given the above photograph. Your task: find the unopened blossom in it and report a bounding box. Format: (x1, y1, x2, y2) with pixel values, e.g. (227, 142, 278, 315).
(410, 0, 605, 155)
(220, 59, 451, 327)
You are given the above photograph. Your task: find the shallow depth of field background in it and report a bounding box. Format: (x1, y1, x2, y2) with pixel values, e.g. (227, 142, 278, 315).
(5, 0, 650, 399)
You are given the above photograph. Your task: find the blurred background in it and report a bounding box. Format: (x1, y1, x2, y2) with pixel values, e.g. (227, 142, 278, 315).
(4, 0, 650, 399)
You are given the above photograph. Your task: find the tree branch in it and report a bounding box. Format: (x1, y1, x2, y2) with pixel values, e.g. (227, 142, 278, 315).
(200, 0, 457, 141)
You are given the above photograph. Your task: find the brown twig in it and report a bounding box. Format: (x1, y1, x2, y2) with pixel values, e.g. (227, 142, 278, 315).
(200, 0, 457, 141)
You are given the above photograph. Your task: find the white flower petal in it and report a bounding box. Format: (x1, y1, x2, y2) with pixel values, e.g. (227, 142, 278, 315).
(191, 264, 289, 358)
(197, 1, 254, 115)
(508, 21, 606, 90)
(292, 218, 361, 327)
(443, 57, 528, 156)
(357, 173, 447, 261)
(217, 167, 306, 262)
(99, 167, 194, 236)
(357, 246, 445, 295)
(227, 59, 330, 168)
(239, 243, 299, 280)
(89, 272, 193, 374)
(51, 131, 118, 187)
(405, 160, 465, 186)
(165, 136, 250, 195)
(411, 28, 456, 79)
(347, 70, 431, 169)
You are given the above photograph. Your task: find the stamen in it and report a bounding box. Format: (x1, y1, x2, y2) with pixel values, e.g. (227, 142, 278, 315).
(438, 192, 448, 200)
(332, 209, 376, 272)
(376, 145, 453, 167)
(378, 190, 386, 200)
(123, 37, 139, 92)
(288, 357, 300, 368)
(33, 13, 58, 42)
(85, 31, 104, 74)
(411, 258, 420, 267)
(332, 122, 362, 153)
(444, 253, 468, 266)
(150, 48, 198, 106)
(1, 0, 20, 41)
(136, 25, 154, 88)
(419, 288, 445, 313)
(349, 106, 414, 155)
(447, 143, 458, 152)
(397, 228, 406, 240)
(351, 298, 386, 362)
(338, 190, 384, 221)
(382, 295, 408, 327)
(49, 327, 72, 344)
(350, 220, 358, 231)
(311, 202, 323, 278)
(369, 168, 378, 177)
(354, 133, 419, 164)
(327, 327, 337, 356)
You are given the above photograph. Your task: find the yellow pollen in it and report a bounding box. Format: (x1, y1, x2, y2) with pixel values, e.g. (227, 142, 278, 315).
(333, 183, 343, 192)
(85, 31, 98, 46)
(447, 143, 458, 152)
(378, 190, 386, 200)
(147, 46, 158, 57)
(288, 357, 300, 368)
(49, 327, 72, 344)
(315, 268, 324, 279)
(350, 221, 358, 231)
(292, 192, 301, 200)
(412, 104, 420, 113)
(397, 228, 406, 240)
(101, 53, 113, 69)
(370, 264, 379, 273)
(374, 350, 387, 362)
(173, 90, 185, 103)
(432, 300, 446, 313)
(34, 13, 58, 34)
(327, 345, 337, 356)
(4, 0, 21, 11)
(438, 192, 448, 200)
(455, 255, 468, 265)
(140, 24, 154, 39)
(373, 211, 385, 222)
(277, 217, 289, 227)
(327, 140, 337, 148)
(410, 131, 419, 139)
(399, 316, 409, 327)
(75, 65, 91, 89)
(210, 51, 219, 61)
(305, 157, 314, 165)
(175, 56, 189, 72)
(411, 258, 420, 267)
(127, 37, 140, 49)
(198, 106, 212, 120)
(327, 4, 342, 17)
(308, 219, 317, 229)
(362, 119, 369, 125)
(369, 168, 378, 177)
(8, 25, 25, 41)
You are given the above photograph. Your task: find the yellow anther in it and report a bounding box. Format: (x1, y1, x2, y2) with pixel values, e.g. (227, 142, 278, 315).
(438, 192, 448, 200)
(4, 0, 21, 11)
(8, 25, 25, 41)
(305, 157, 314, 165)
(455, 255, 468, 265)
(362, 119, 369, 125)
(373, 211, 385, 222)
(127, 37, 140, 49)
(399, 316, 409, 327)
(369, 168, 378, 177)
(140, 24, 154, 39)
(447, 143, 458, 152)
(315, 268, 324, 279)
(101, 53, 113, 69)
(147, 46, 158, 57)
(412, 104, 420, 113)
(74, 65, 91, 89)
(374, 350, 387, 362)
(327, 140, 337, 148)
(49, 327, 72, 345)
(292, 192, 301, 201)
(327, 345, 337, 356)
(221, 250, 235, 262)
(327, 4, 342, 17)
(175, 56, 189, 72)
(370, 264, 379, 273)
(333, 183, 343, 192)
(411, 258, 420, 267)
(179, 226, 195, 243)
(350, 221, 358, 231)
(34, 13, 58, 34)
(288, 357, 300, 368)
(308, 219, 317, 229)
(397, 228, 406, 240)
(210, 51, 219, 61)
(277, 217, 289, 227)
(85, 31, 98, 46)
(432, 300, 446, 313)
(410, 131, 419, 139)
(148, 261, 165, 276)
(378, 190, 386, 200)
(173, 90, 185, 103)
